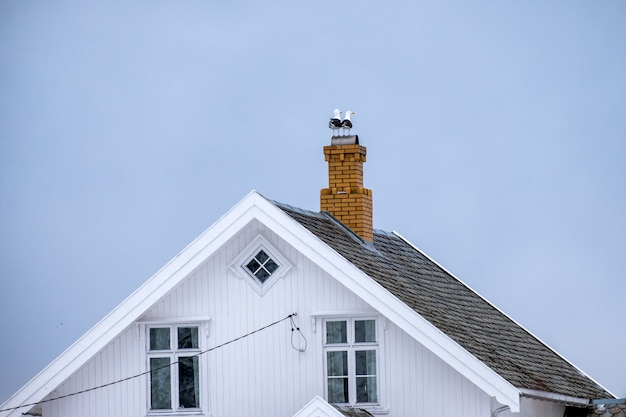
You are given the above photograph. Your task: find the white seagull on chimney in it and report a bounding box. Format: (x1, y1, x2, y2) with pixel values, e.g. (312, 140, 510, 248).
(329, 109, 342, 134)
(342, 110, 355, 134)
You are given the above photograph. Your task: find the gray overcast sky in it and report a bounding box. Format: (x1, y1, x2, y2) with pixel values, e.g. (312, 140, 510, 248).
(1, 0, 625, 403)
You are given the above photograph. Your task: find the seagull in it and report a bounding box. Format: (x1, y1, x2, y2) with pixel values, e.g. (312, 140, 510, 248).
(329, 109, 342, 134)
(342, 111, 355, 134)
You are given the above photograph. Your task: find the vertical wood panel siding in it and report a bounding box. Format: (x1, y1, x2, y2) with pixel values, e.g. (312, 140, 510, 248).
(42, 324, 144, 417)
(42, 220, 492, 417)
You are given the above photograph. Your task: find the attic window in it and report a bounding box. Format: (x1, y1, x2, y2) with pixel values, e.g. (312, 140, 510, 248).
(245, 250, 279, 284)
(230, 235, 291, 295)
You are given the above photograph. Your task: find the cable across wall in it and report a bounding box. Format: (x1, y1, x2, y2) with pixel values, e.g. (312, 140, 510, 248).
(0, 312, 303, 413)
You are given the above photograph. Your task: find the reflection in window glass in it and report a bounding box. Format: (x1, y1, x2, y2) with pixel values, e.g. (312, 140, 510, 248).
(327, 351, 348, 377)
(148, 324, 202, 411)
(328, 377, 349, 403)
(245, 249, 280, 284)
(178, 356, 199, 408)
(326, 321, 347, 344)
(150, 357, 171, 409)
(150, 328, 170, 351)
(255, 267, 271, 283)
(327, 351, 349, 403)
(355, 350, 377, 375)
(354, 320, 376, 343)
(178, 327, 199, 349)
(356, 376, 377, 403)
(323, 318, 379, 405)
(265, 259, 278, 274)
(355, 350, 377, 403)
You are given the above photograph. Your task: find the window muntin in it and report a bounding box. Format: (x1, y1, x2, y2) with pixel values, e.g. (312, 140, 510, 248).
(245, 249, 280, 284)
(327, 351, 349, 403)
(324, 318, 378, 405)
(147, 325, 201, 412)
(230, 236, 292, 296)
(355, 350, 377, 403)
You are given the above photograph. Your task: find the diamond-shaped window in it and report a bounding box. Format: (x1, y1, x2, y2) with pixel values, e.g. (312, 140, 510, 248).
(231, 236, 292, 296)
(245, 250, 279, 284)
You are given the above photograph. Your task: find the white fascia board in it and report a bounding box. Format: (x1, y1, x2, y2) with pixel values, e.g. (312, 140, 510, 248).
(248, 197, 521, 412)
(0, 190, 267, 416)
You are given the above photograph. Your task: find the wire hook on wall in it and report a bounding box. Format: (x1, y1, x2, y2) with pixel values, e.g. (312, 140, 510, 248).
(289, 312, 307, 352)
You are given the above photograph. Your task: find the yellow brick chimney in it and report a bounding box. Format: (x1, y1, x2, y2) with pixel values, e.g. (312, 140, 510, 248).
(320, 135, 373, 242)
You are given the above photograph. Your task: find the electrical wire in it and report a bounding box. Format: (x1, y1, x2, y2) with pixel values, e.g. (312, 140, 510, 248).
(0, 312, 296, 413)
(289, 312, 307, 352)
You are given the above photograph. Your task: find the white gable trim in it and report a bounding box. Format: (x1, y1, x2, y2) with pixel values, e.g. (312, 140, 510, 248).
(292, 396, 344, 417)
(0, 190, 519, 415)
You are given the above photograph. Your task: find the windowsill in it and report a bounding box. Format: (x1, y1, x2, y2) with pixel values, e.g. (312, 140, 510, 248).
(364, 406, 389, 415)
(147, 410, 205, 417)
(333, 404, 389, 415)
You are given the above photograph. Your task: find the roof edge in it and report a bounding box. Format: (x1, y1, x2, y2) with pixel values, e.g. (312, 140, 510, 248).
(392, 230, 616, 400)
(519, 388, 591, 406)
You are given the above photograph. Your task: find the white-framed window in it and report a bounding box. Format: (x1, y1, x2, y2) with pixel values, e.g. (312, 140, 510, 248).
(229, 235, 292, 295)
(146, 324, 202, 412)
(323, 318, 379, 405)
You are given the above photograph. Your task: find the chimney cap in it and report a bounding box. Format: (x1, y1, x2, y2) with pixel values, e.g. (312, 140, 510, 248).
(331, 135, 359, 146)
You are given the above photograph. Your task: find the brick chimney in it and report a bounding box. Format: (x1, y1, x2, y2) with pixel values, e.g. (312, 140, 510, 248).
(320, 135, 373, 241)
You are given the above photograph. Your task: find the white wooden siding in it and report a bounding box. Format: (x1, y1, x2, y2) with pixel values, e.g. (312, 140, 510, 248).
(41, 219, 493, 417)
(42, 324, 145, 416)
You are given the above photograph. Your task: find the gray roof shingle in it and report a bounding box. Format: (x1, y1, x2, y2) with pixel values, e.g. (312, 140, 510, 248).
(276, 202, 613, 400)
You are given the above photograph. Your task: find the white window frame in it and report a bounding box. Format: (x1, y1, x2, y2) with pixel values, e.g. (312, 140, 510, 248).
(143, 320, 209, 416)
(322, 317, 380, 407)
(229, 235, 292, 295)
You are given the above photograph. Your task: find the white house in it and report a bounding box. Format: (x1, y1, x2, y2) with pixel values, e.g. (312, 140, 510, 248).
(1, 134, 622, 417)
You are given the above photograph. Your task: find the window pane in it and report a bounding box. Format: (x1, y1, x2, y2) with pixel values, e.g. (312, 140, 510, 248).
(327, 351, 348, 376)
(255, 268, 271, 283)
(326, 321, 347, 344)
(256, 250, 269, 263)
(246, 259, 261, 274)
(328, 377, 349, 404)
(265, 258, 279, 274)
(150, 357, 171, 409)
(354, 320, 376, 343)
(356, 376, 377, 403)
(355, 350, 377, 376)
(150, 328, 171, 351)
(178, 327, 199, 349)
(178, 356, 199, 408)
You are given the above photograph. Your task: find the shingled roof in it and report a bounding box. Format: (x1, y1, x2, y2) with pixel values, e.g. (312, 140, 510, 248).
(275, 202, 613, 401)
